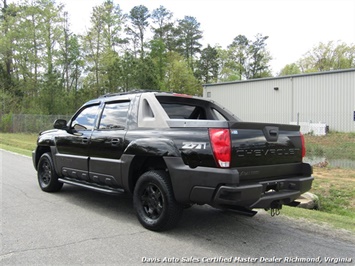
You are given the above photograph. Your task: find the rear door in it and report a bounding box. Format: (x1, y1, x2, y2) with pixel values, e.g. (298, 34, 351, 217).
(89, 100, 130, 188)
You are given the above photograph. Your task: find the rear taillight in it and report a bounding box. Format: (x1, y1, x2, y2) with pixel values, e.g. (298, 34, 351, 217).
(300, 133, 306, 158)
(209, 128, 231, 168)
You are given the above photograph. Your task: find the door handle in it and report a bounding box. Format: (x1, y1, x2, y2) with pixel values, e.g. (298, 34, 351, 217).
(82, 137, 89, 144)
(263, 126, 279, 142)
(111, 138, 120, 146)
(269, 129, 278, 136)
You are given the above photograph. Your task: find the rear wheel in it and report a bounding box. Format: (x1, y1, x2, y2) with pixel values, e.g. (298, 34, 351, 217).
(37, 152, 63, 192)
(133, 170, 183, 231)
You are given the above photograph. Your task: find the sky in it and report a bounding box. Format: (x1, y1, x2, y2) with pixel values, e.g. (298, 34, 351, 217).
(9, 0, 355, 74)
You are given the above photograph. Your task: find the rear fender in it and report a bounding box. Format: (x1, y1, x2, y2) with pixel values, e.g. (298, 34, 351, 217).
(121, 138, 180, 194)
(123, 138, 180, 157)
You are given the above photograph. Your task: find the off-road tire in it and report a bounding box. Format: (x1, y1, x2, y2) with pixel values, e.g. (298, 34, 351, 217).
(37, 152, 63, 192)
(133, 170, 183, 231)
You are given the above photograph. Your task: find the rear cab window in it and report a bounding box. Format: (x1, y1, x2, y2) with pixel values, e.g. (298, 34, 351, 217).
(155, 95, 238, 121)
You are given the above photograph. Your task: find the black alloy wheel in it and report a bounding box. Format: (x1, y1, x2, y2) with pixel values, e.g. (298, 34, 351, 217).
(37, 152, 63, 192)
(133, 170, 183, 231)
(141, 183, 164, 220)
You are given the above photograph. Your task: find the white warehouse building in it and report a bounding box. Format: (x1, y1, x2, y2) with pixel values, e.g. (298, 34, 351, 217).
(203, 68, 355, 133)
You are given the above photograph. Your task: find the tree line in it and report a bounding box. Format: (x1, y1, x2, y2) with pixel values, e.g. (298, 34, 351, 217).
(1, 0, 354, 116)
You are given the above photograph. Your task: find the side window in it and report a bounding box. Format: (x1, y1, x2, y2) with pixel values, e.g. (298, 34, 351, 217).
(99, 101, 130, 130)
(71, 105, 99, 131)
(212, 108, 227, 121)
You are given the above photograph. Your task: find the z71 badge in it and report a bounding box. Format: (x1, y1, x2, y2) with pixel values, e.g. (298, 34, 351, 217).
(182, 142, 207, 149)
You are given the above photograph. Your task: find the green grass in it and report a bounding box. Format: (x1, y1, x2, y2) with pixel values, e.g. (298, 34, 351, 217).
(281, 206, 355, 233)
(305, 132, 355, 160)
(311, 167, 355, 217)
(280, 166, 355, 233)
(0, 133, 38, 157)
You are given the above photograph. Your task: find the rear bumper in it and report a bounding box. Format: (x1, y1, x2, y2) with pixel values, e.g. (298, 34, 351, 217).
(212, 176, 313, 209)
(164, 157, 313, 209)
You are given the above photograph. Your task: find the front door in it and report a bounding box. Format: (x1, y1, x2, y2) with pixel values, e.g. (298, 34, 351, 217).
(55, 104, 100, 181)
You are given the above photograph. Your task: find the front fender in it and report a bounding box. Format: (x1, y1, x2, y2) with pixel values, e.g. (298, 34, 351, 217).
(32, 145, 54, 170)
(37, 134, 56, 146)
(33, 133, 57, 170)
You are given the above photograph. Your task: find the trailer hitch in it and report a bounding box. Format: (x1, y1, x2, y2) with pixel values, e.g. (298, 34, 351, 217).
(270, 208, 281, 217)
(267, 201, 282, 217)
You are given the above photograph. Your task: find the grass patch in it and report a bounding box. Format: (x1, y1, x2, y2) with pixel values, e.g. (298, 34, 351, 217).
(310, 167, 355, 218)
(0, 133, 38, 157)
(305, 132, 355, 160)
(281, 206, 355, 233)
(283, 166, 355, 233)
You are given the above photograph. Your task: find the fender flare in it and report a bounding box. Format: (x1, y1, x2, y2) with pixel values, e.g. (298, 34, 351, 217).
(121, 138, 181, 192)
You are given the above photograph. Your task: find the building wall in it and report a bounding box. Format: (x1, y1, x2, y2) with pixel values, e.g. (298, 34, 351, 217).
(203, 69, 355, 132)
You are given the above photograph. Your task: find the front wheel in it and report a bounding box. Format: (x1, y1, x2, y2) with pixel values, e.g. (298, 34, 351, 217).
(37, 152, 63, 192)
(133, 170, 183, 231)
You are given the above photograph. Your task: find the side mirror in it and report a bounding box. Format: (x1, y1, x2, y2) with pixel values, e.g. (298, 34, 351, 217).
(53, 119, 68, 129)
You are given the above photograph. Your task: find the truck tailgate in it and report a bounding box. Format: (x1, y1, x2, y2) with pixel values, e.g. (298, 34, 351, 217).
(229, 122, 303, 167)
(228, 122, 309, 183)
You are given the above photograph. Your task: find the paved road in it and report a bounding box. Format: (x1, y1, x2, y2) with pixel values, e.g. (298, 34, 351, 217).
(1, 150, 354, 265)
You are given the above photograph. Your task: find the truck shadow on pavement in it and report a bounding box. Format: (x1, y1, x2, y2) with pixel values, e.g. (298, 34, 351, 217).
(55, 184, 265, 230)
(53, 184, 297, 238)
(44, 184, 355, 259)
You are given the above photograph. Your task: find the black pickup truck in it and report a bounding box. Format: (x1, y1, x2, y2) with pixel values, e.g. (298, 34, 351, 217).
(33, 91, 313, 231)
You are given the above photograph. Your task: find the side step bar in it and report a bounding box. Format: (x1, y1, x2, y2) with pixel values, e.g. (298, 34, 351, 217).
(58, 178, 125, 195)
